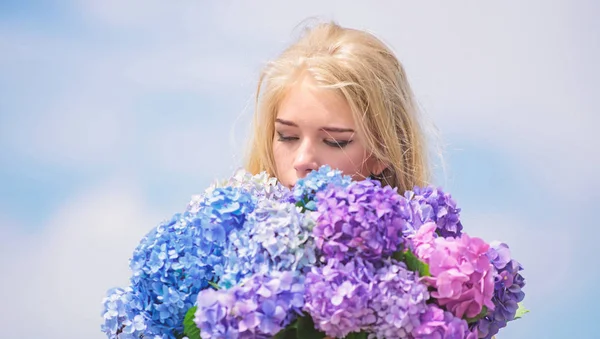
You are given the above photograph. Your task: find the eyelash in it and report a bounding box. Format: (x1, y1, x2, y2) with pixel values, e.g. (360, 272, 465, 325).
(276, 132, 352, 148)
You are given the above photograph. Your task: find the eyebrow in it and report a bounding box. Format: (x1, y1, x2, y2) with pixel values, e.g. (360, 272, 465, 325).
(275, 118, 355, 133)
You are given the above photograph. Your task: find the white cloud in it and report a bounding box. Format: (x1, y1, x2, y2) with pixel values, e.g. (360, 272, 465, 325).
(0, 25, 251, 172)
(122, 48, 258, 93)
(73, 0, 186, 31)
(146, 117, 248, 176)
(3, 96, 131, 169)
(0, 179, 164, 338)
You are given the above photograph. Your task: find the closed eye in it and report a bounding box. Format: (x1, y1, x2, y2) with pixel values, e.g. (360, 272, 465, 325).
(276, 132, 298, 142)
(324, 139, 353, 148)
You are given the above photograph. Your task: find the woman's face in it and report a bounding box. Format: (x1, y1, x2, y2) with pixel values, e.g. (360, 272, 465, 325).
(273, 76, 381, 188)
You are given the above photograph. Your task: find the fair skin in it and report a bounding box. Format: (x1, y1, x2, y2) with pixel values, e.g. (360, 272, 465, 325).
(273, 75, 384, 188)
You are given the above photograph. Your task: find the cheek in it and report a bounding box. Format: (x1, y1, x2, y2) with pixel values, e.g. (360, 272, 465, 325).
(272, 143, 291, 168)
(327, 147, 370, 174)
(272, 143, 296, 186)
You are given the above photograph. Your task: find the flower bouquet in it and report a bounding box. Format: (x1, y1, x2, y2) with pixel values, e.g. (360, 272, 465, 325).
(101, 166, 527, 339)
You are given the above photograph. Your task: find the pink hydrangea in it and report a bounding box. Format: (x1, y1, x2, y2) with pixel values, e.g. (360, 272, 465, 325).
(410, 222, 438, 261)
(413, 226, 495, 319)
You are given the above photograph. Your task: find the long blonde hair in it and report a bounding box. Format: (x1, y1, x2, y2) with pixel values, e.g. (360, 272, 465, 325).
(245, 21, 430, 193)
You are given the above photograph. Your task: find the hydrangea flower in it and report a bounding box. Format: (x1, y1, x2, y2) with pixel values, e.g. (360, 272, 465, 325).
(405, 186, 463, 237)
(102, 166, 527, 339)
(408, 222, 438, 260)
(369, 259, 430, 339)
(303, 257, 377, 338)
(189, 186, 257, 235)
(292, 165, 352, 211)
(188, 169, 291, 213)
(413, 224, 495, 319)
(101, 287, 147, 338)
(313, 180, 412, 263)
(194, 271, 305, 338)
(474, 242, 526, 339)
(220, 199, 317, 288)
(102, 186, 256, 338)
(412, 304, 478, 339)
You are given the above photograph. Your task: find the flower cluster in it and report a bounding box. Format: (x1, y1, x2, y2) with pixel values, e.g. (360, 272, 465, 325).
(194, 271, 305, 338)
(303, 177, 434, 338)
(102, 173, 262, 338)
(412, 223, 495, 319)
(101, 287, 147, 339)
(312, 180, 412, 263)
(220, 199, 317, 289)
(102, 166, 527, 339)
(413, 305, 478, 339)
(474, 242, 526, 339)
(292, 165, 352, 211)
(188, 169, 292, 213)
(405, 185, 463, 237)
(304, 258, 377, 337)
(369, 259, 431, 339)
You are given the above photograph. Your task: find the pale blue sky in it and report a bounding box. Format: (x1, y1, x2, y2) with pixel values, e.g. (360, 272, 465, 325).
(0, 1, 598, 338)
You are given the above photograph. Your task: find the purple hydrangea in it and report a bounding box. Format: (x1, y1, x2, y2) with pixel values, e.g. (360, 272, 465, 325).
(220, 199, 317, 289)
(313, 179, 413, 263)
(303, 257, 377, 338)
(412, 304, 478, 339)
(369, 259, 431, 339)
(292, 165, 353, 211)
(405, 186, 463, 237)
(194, 271, 305, 338)
(474, 242, 526, 339)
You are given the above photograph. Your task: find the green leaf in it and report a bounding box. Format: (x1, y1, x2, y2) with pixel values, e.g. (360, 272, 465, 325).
(274, 319, 298, 339)
(296, 314, 326, 339)
(183, 306, 201, 339)
(344, 331, 369, 339)
(208, 281, 220, 290)
(404, 249, 430, 277)
(391, 250, 405, 262)
(273, 326, 298, 339)
(465, 306, 489, 324)
(514, 302, 530, 320)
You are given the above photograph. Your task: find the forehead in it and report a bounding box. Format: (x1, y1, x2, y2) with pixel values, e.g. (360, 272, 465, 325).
(276, 76, 355, 128)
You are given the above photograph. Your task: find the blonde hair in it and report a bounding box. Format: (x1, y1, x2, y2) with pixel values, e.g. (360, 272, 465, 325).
(245, 21, 430, 192)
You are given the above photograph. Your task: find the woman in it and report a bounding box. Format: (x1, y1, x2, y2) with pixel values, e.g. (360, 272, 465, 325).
(245, 21, 430, 193)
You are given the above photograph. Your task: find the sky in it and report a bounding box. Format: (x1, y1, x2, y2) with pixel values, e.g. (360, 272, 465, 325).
(0, 1, 598, 338)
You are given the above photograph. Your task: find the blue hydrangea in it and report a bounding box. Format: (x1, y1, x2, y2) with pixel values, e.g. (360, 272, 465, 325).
(101, 287, 147, 338)
(292, 165, 352, 211)
(187, 169, 292, 213)
(220, 199, 317, 289)
(102, 186, 256, 338)
(194, 271, 305, 338)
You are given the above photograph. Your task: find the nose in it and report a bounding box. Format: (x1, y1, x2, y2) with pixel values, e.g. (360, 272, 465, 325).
(293, 139, 319, 178)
